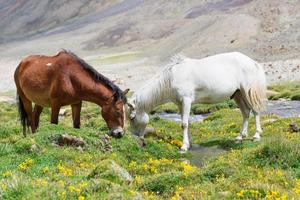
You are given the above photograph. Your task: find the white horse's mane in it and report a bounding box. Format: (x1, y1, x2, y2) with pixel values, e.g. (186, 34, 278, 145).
(134, 54, 187, 112)
(169, 54, 187, 65)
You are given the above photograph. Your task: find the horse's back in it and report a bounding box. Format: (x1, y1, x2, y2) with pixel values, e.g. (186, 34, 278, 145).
(14, 52, 78, 106)
(170, 52, 265, 103)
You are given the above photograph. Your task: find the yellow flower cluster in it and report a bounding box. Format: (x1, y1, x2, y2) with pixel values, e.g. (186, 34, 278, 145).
(128, 189, 136, 196)
(129, 161, 137, 169)
(42, 166, 50, 174)
(130, 158, 174, 175)
(180, 162, 196, 175)
(79, 162, 94, 169)
(170, 140, 183, 148)
(142, 191, 156, 199)
(266, 191, 287, 200)
(35, 178, 48, 187)
(57, 162, 73, 176)
(78, 196, 85, 200)
(134, 175, 142, 184)
(67, 181, 88, 198)
(236, 189, 261, 199)
(293, 179, 300, 194)
(0, 182, 8, 191)
(18, 158, 33, 172)
(2, 170, 12, 178)
(68, 185, 81, 195)
(57, 191, 66, 200)
(171, 186, 184, 200)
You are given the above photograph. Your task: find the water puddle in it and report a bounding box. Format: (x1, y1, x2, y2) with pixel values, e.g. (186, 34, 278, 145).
(153, 100, 300, 167)
(264, 100, 300, 118)
(154, 100, 300, 123)
(153, 113, 209, 123)
(189, 144, 227, 167)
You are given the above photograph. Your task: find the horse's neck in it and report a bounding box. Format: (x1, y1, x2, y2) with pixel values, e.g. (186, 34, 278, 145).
(84, 82, 113, 107)
(135, 77, 172, 113)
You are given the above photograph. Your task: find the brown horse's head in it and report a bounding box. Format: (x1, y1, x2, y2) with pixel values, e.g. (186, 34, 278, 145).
(101, 89, 130, 138)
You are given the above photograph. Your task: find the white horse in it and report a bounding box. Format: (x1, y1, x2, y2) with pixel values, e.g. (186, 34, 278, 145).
(127, 52, 267, 152)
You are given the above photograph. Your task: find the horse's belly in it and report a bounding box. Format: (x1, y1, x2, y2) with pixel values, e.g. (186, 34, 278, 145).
(194, 86, 236, 104)
(22, 87, 51, 107)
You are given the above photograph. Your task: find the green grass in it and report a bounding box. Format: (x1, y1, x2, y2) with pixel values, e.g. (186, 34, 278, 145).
(268, 81, 300, 100)
(151, 100, 236, 115)
(1, 95, 300, 199)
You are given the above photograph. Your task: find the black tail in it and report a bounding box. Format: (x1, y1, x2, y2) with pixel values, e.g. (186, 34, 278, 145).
(17, 93, 28, 136)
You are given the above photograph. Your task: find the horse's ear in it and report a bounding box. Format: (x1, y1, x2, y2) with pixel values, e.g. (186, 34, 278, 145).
(123, 88, 130, 95)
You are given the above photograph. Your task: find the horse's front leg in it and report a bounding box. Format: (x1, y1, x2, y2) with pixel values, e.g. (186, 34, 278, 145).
(252, 111, 262, 141)
(50, 101, 61, 125)
(71, 101, 82, 128)
(180, 97, 192, 152)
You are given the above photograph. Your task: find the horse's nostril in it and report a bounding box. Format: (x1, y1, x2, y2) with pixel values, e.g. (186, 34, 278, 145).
(110, 129, 124, 138)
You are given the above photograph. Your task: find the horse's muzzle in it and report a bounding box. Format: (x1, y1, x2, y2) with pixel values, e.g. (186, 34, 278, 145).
(109, 127, 124, 138)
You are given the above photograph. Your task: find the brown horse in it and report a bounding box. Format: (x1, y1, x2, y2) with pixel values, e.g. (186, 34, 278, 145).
(14, 50, 129, 137)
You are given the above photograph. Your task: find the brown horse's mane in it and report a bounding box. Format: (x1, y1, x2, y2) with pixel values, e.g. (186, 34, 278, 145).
(61, 49, 126, 103)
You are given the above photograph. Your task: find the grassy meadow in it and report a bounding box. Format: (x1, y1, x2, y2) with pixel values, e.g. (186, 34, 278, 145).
(0, 82, 300, 199)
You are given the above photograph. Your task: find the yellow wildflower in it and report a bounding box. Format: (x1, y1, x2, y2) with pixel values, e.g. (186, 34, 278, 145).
(293, 179, 300, 194)
(180, 162, 196, 175)
(276, 170, 284, 177)
(57, 162, 73, 176)
(236, 190, 244, 198)
(42, 166, 50, 173)
(142, 163, 148, 170)
(170, 140, 183, 148)
(68, 185, 81, 194)
(18, 158, 34, 172)
(78, 196, 85, 200)
(129, 161, 137, 169)
(129, 189, 136, 196)
(150, 167, 158, 174)
(36, 178, 48, 186)
(2, 170, 12, 178)
(79, 181, 88, 189)
(58, 191, 66, 200)
(171, 186, 184, 200)
(134, 176, 142, 184)
(266, 191, 287, 200)
(0, 183, 8, 191)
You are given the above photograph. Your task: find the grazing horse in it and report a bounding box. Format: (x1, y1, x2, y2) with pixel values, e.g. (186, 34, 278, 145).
(14, 50, 129, 137)
(127, 52, 267, 152)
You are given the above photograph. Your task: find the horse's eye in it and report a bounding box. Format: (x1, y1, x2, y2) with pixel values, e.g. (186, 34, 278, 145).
(116, 110, 122, 115)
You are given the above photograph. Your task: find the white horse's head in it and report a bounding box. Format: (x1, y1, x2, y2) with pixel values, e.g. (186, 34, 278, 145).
(127, 98, 149, 137)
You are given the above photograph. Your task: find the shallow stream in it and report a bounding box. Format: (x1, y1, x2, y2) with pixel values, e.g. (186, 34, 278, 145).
(153, 100, 300, 167)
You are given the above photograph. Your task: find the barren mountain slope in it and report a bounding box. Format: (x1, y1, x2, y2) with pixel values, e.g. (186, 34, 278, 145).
(0, 0, 299, 92)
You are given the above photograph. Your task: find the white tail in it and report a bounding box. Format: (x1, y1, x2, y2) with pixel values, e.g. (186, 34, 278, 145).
(244, 66, 267, 113)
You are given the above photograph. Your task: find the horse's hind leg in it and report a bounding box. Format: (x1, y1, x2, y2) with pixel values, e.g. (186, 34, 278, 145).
(180, 97, 192, 152)
(33, 105, 43, 129)
(71, 101, 82, 128)
(233, 91, 250, 141)
(20, 96, 36, 133)
(252, 111, 262, 141)
(50, 100, 61, 125)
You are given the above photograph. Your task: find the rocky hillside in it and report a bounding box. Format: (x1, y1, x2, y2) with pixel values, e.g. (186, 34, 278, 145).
(1, 0, 299, 61)
(0, 0, 299, 92)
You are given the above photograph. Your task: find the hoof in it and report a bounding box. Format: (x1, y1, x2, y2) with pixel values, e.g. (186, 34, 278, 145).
(179, 149, 188, 154)
(252, 136, 261, 142)
(235, 135, 243, 142)
(180, 145, 189, 153)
